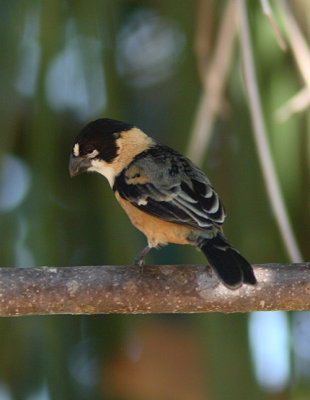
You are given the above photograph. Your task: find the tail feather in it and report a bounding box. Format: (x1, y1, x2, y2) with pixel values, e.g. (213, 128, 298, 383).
(198, 233, 257, 289)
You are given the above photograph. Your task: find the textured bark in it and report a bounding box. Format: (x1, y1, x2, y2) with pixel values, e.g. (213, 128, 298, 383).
(0, 264, 309, 316)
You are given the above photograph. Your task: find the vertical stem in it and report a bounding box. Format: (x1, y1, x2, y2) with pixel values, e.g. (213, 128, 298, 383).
(238, 0, 302, 262)
(187, 0, 237, 164)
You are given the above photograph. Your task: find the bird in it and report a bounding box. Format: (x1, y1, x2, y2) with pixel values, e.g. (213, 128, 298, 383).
(69, 118, 257, 289)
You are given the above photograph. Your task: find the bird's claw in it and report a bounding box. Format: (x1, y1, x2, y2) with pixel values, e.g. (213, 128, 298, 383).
(134, 256, 145, 267)
(133, 245, 151, 272)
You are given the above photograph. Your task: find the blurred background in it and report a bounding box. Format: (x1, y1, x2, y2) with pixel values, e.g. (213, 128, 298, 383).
(0, 0, 310, 399)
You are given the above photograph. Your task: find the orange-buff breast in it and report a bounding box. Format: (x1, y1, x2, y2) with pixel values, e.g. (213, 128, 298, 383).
(115, 191, 192, 247)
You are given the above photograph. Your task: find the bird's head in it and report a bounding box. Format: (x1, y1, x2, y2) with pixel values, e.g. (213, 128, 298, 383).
(69, 118, 153, 186)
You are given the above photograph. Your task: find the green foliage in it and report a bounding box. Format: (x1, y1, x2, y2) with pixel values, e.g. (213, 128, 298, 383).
(0, 1, 310, 399)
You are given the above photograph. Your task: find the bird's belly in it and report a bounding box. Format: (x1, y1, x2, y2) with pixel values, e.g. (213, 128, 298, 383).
(115, 192, 192, 247)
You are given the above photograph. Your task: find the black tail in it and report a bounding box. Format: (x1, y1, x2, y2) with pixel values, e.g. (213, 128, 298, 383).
(198, 233, 257, 289)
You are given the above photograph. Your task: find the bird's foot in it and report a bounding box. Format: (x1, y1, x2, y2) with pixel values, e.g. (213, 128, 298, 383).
(134, 245, 151, 272)
(134, 255, 145, 268)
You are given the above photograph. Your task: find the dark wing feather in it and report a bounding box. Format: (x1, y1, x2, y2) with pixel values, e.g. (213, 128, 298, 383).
(113, 145, 226, 230)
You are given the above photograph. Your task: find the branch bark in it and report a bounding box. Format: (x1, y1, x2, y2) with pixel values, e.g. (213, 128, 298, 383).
(0, 264, 309, 316)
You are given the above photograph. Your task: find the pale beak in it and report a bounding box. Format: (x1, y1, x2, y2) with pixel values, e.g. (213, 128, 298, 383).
(69, 154, 91, 177)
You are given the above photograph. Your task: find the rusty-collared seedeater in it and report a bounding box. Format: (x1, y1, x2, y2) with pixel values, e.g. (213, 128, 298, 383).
(69, 118, 257, 289)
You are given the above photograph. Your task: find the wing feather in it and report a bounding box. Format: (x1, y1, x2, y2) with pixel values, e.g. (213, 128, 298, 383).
(113, 145, 226, 230)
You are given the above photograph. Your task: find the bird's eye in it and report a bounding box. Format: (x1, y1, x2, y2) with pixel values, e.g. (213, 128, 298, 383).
(84, 145, 95, 153)
(84, 145, 99, 159)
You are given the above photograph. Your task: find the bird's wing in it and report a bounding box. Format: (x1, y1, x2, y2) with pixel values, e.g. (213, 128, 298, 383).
(113, 145, 226, 230)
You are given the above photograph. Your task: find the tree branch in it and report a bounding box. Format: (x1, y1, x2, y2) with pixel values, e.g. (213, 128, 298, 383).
(0, 264, 309, 316)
